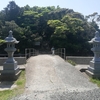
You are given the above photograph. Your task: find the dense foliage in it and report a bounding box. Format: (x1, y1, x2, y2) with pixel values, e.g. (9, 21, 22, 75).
(0, 1, 100, 55)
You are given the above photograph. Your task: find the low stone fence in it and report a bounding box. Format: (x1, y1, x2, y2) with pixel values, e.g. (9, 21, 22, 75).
(0, 57, 26, 66)
(66, 56, 93, 65)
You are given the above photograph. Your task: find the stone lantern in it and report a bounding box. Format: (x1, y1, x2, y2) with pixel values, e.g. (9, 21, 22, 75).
(86, 31, 100, 78)
(0, 30, 21, 81)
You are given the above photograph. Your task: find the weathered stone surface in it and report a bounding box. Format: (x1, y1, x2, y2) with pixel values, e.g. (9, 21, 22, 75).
(11, 55, 99, 100)
(86, 31, 100, 78)
(0, 30, 20, 81)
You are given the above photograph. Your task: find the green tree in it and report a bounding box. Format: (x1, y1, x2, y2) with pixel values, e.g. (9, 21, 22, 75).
(4, 1, 21, 21)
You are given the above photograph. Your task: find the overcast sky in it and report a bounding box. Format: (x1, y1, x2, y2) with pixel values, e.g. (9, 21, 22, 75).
(0, 0, 100, 16)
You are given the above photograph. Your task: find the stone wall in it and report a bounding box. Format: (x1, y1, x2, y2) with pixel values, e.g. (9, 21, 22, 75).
(0, 56, 93, 65)
(66, 56, 93, 64)
(0, 57, 26, 66)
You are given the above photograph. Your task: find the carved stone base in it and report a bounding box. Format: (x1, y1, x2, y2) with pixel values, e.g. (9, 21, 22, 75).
(86, 70, 100, 79)
(0, 62, 21, 81)
(0, 70, 21, 81)
(86, 60, 100, 79)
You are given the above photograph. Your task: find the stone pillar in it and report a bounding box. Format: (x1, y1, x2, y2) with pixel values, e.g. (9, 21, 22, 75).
(0, 30, 21, 81)
(86, 31, 100, 79)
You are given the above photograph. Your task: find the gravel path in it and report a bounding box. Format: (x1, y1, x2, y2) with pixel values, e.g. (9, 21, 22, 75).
(11, 55, 100, 100)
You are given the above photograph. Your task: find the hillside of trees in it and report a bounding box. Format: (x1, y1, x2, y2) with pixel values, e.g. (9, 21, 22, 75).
(0, 1, 100, 56)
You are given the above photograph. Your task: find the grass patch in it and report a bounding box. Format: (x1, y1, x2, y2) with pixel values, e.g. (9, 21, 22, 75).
(0, 70, 26, 100)
(90, 78, 100, 87)
(67, 60, 76, 66)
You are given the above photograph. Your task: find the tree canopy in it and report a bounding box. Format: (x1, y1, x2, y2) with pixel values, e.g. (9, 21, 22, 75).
(0, 1, 99, 55)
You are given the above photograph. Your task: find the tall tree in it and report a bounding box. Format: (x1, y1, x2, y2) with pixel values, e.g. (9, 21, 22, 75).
(4, 1, 21, 21)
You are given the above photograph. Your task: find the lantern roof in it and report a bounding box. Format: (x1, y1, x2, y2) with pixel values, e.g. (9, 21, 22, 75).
(5, 30, 19, 43)
(89, 31, 100, 43)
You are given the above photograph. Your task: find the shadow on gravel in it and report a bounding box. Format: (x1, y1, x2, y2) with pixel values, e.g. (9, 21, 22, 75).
(80, 68, 88, 72)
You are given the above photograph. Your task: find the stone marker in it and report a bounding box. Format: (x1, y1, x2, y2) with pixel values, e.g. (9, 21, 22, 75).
(86, 31, 100, 79)
(0, 30, 21, 81)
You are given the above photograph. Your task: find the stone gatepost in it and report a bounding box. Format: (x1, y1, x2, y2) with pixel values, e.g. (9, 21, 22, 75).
(0, 30, 21, 81)
(86, 31, 100, 79)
